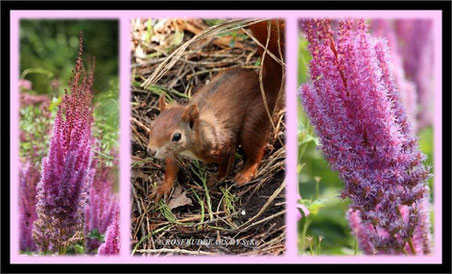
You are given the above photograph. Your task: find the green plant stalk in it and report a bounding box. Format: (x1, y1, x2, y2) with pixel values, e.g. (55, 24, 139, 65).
(131, 224, 172, 255)
(148, 85, 188, 99)
(159, 200, 181, 224)
(92, 149, 116, 160)
(20, 67, 54, 80)
(315, 179, 320, 201)
(207, 225, 226, 231)
(220, 186, 237, 215)
(190, 161, 214, 221)
(308, 239, 314, 255)
(316, 236, 323, 255)
(300, 217, 311, 255)
(401, 247, 409, 255)
(191, 189, 205, 230)
(202, 178, 214, 221)
(298, 141, 309, 165)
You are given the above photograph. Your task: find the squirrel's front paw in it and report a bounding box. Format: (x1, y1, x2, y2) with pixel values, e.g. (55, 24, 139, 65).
(234, 169, 257, 186)
(149, 184, 171, 203)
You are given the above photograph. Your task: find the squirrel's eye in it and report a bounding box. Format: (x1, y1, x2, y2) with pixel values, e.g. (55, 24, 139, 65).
(172, 132, 182, 142)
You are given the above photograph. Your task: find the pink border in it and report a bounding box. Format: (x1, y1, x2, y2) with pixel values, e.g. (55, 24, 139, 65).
(10, 10, 442, 264)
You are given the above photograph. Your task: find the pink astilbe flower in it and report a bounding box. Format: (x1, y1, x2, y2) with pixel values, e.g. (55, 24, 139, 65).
(20, 92, 49, 105)
(299, 19, 432, 255)
(19, 79, 32, 91)
(20, 92, 52, 120)
(347, 209, 375, 254)
(408, 197, 432, 254)
(33, 32, 96, 253)
(97, 213, 120, 256)
(84, 159, 119, 253)
(19, 161, 40, 252)
(394, 19, 434, 129)
(371, 19, 418, 131)
(296, 193, 310, 221)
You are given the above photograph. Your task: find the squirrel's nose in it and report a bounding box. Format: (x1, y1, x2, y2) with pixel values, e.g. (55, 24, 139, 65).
(147, 144, 156, 157)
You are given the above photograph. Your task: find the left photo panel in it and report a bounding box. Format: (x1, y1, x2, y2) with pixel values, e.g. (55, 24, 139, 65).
(18, 20, 120, 256)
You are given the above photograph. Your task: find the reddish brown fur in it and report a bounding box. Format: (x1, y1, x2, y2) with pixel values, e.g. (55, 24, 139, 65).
(148, 20, 285, 202)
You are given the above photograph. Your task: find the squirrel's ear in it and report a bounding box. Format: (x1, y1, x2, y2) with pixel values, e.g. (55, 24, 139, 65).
(182, 104, 199, 128)
(159, 93, 167, 111)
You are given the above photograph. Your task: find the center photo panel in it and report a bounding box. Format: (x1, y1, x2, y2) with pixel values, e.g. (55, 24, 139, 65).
(129, 18, 287, 256)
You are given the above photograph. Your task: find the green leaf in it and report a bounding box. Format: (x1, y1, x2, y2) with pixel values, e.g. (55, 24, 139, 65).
(146, 19, 154, 43)
(254, 57, 261, 67)
(297, 163, 306, 174)
(49, 96, 62, 112)
(87, 228, 103, 241)
(73, 243, 85, 254)
(308, 200, 326, 215)
(229, 38, 236, 49)
(172, 29, 184, 46)
(298, 132, 319, 146)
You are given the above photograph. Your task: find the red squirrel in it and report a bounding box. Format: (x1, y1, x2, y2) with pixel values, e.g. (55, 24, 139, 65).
(147, 20, 285, 202)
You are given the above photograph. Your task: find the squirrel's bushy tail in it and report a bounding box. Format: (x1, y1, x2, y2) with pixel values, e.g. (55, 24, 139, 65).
(248, 19, 285, 112)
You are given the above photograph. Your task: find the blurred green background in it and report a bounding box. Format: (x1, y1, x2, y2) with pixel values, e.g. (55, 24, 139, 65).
(19, 20, 120, 180)
(20, 20, 118, 95)
(297, 33, 434, 255)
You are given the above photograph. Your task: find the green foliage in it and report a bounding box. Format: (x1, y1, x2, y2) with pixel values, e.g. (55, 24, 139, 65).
(20, 20, 118, 96)
(66, 242, 86, 255)
(19, 104, 54, 161)
(87, 228, 104, 243)
(204, 19, 226, 26)
(159, 200, 182, 224)
(220, 186, 238, 216)
(205, 19, 248, 49)
(298, 37, 311, 84)
(92, 78, 120, 167)
(418, 127, 434, 194)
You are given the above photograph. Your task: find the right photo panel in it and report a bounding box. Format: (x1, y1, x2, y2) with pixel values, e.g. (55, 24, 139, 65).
(297, 18, 434, 255)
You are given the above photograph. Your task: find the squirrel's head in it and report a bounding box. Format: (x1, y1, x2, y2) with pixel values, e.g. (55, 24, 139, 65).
(147, 93, 199, 159)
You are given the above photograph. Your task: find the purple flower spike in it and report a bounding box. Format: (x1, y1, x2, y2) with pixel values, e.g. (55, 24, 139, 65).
(370, 19, 418, 131)
(84, 159, 119, 253)
(19, 162, 40, 252)
(97, 213, 120, 256)
(394, 19, 434, 129)
(33, 32, 96, 253)
(347, 209, 375, 254)
(299, 19, 432, 255)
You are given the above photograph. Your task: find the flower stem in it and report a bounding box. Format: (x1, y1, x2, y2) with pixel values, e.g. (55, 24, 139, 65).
(308, 239, 314, 255)
(401, 248, 409, 255)
(300, 218, 310, 255)
(408, 237, 417, 255)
